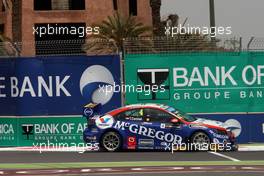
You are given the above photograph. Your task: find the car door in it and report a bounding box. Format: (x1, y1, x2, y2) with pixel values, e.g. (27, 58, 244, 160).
(115, 108, 144, 149)
(142, 108, 184, 150)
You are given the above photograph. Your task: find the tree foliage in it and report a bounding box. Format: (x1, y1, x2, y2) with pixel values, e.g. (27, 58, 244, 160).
(83, 13, 151, 54)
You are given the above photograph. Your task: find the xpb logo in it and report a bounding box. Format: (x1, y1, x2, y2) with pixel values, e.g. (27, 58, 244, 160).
(80, 65, 115, 105)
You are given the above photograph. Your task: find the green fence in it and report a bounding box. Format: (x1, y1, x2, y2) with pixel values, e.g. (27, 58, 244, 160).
(0, 117, 86, 147)
(125, 52, 264, 113)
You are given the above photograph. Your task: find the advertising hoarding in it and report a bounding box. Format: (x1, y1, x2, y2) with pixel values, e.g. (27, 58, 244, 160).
(0, 55, 121, 116)
(0, 55, 121, 146)
(125, 52, 264, 113)
(125, 52, 264, 143)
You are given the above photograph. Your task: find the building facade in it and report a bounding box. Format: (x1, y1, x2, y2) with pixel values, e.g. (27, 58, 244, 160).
(0, 0, 152, 56)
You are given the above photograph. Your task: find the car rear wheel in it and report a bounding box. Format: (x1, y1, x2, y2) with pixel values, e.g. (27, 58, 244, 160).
(191, 132, 210, 151)
(101, 131, 121, 152)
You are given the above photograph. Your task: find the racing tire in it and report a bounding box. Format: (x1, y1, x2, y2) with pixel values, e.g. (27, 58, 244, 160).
(190, 132, 211, 151)
(100, 131, 122, 152)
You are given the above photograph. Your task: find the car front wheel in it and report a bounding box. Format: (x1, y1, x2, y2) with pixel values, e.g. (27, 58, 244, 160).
(190, 132, 210, 151)
(101, 131, 122, 152)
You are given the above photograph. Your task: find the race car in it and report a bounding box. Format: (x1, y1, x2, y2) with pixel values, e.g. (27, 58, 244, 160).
(83, 103, 237, 152)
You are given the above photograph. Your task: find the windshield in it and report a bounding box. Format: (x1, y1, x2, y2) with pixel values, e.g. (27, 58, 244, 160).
(166, 107, 197, 122)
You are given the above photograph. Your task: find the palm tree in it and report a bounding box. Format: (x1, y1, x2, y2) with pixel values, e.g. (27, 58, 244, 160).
(0, 0, 20, 56)
(0, 34, 7, 55)
(1, 0, 21, 42)
(150, 0, 162, 36)
(1, 0, 10, 9)
(0, 34, 18, 56)
(83, 12, 152, 55)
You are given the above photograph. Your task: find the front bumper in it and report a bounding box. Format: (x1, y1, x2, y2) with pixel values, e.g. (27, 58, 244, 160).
(83, 127, 101, 143)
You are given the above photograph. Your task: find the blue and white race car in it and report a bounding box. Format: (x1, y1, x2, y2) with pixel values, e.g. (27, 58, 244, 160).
(83, 103, 237, 152)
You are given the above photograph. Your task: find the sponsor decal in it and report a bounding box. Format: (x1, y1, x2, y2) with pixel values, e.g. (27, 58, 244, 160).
(224, 119, 242, 137)
(85, 136, 97, 142)
(83, 108, 94, 117)
(114, 121, 182, 143)
(189, 124, 207, 129)
(160, 123, 173, 129)
(196, 118, 224, 128)
(138, 139, 154, 149)
(142, 122, 153, 125)
(160, 123, 166, 129)
(80, 65, 115, 105)
(209, 130, 229, 139)
(95, 115, 114, 129)
(127, 136, 136, 149)
(125, 117, 143, 121)
(91, 128, 99, 133)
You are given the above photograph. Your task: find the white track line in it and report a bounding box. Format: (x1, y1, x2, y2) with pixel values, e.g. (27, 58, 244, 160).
(209, 151, 240, 162)
(131, 168, 143, 171)
(16, 171, 28, 174)
(241, 167, 255, 170)
(81, 169, 91, 172)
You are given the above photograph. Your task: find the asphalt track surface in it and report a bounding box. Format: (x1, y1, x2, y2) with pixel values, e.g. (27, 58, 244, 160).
(2, 166, 264, 176)
(0, 151, 264, 163)
(0, 151, 264, 176)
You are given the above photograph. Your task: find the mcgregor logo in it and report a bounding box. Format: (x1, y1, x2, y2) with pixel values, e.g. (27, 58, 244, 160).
(80, 65, 115, 105)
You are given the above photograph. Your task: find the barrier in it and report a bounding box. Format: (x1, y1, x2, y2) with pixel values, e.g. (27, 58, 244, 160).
(125, 52, 264, 143)
(194, 114, 264, 143)
(0, 117, 86, 147)
(0, 55, 121, 116)
(0, 55, 121, 146)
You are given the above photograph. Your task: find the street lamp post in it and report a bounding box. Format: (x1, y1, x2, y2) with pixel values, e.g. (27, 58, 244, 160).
(209, 0, 216, 43)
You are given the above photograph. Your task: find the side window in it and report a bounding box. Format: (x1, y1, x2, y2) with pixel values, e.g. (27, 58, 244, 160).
(144, 108, 172, 122)
(115, 109, 144, 121)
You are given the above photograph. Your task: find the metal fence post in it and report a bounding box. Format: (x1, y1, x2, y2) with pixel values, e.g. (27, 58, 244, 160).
(247, 37, 254, 51)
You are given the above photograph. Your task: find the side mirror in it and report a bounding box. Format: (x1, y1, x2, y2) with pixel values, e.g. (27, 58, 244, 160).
(170, 118, 179, 124)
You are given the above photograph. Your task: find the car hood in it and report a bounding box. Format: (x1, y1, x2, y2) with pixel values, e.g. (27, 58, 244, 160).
(194, 118, 228, 129)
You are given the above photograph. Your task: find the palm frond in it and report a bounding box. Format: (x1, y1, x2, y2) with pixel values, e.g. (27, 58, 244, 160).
(83, 12, 152, 55)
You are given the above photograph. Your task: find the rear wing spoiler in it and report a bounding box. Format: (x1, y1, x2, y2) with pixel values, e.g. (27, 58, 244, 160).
(83, 103, 102, 118)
